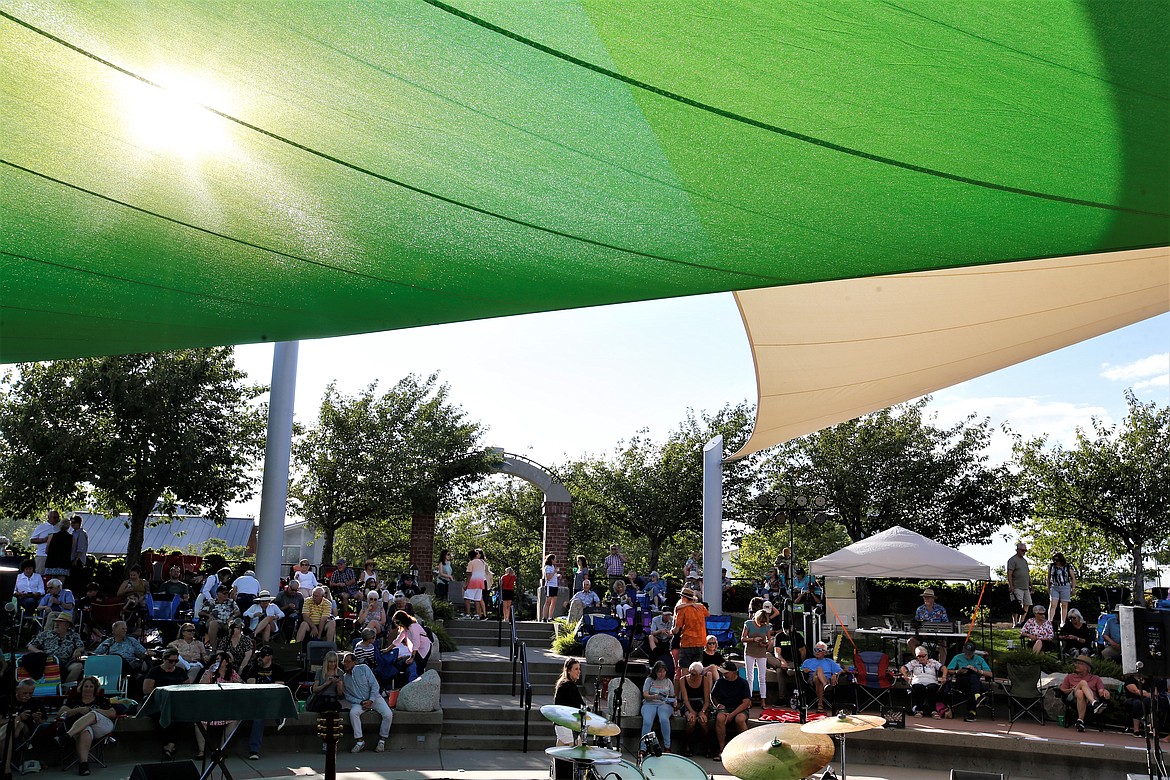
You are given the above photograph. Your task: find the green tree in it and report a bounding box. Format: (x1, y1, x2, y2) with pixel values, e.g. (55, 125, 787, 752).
(571, 403, 760, 573)
(731, 522, 852, 582)
(0, 349, 266, 567)
(290, 374, 494, 566)
(758, 398, 1019, 548)
(1013, 391, 1169, 601)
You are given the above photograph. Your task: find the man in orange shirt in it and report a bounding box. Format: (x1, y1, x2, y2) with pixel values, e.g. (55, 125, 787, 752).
(672, 587, 710, 673)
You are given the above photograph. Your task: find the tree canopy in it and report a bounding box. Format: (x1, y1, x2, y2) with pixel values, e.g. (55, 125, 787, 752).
(1013, 391, 1170, 601)
(757, 398, 1019, 550)
(290, 373, 494, 564)
(0, 349, 266, 567)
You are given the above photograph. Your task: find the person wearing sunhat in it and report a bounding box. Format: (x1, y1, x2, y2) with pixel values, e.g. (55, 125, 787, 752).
(1060, 654, 1111, 732)
(26, 611, 86, 683)
(907, 588, 951, 659)
(947, 642, 993, 721)
(672, 587, 710, 671)
(244, 590, 284, 642)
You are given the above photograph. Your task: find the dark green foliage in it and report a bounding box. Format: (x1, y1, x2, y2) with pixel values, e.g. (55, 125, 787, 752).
(995, 648, 1061, 676)
(759, 397, 1019, 548)
(1013, 391, 1170, 601)
(428, 621, 458, 653)
(431, 599, 455, 622)
(0, 349, 266, 567)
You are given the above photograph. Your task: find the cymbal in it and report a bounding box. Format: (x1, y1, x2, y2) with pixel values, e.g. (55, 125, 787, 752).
(539, 705, 621, 737)
(545, 745, 623, 763)
(722, 722, 835, 780)
(800, 713, 886, 735)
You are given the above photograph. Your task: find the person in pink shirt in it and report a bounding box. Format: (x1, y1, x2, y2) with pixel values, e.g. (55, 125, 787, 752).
(1060, 654, 1111, 732)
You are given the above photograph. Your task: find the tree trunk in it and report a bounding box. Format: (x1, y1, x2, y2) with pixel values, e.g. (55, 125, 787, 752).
(647, 544, 660, 574)
(1131, 539, 1144, 605)
(126, 509, 147, 569)
(321, 528, 335, 567)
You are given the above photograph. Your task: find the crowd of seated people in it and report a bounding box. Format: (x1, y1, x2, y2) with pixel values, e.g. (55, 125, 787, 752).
(2, 553, 444, 769)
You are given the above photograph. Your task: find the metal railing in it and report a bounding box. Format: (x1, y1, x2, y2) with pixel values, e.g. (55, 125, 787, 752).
(510, 615, 520, 696)
(519, 640, 533, 753)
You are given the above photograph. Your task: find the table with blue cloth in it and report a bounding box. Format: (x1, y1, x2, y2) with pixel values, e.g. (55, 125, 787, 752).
(137, 683, 298, 780)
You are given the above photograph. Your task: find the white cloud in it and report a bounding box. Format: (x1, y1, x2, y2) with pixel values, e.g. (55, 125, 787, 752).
(1101, 353, 1169, 382)
(929, 395, 1111, 465)
(1133, 374, 1169, 391)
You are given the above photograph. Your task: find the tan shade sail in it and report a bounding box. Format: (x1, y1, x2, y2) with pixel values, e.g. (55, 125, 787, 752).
(731, 247, 1170, 460)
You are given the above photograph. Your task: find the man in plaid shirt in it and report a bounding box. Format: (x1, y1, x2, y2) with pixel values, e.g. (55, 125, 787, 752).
(603, 544, 628, 589)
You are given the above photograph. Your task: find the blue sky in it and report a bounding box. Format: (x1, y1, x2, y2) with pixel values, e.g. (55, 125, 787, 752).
(232, 298, 1168, 573)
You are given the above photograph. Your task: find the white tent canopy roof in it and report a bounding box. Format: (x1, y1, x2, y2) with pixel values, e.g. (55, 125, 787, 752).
(809, 526, 990, 581)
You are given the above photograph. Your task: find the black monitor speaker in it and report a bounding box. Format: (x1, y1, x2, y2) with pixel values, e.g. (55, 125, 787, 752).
(1119, 606, 1169, 676)
(129, 760, 200, 780)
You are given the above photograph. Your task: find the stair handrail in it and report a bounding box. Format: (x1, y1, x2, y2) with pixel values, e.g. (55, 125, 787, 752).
(510, 611, 519, 696)
(519, 640, 533, 752)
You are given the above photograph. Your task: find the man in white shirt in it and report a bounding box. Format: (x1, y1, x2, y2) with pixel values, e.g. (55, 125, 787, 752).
(233, 569, 262, 611)
(571, 579, 601, 609)
(30, 510, 61, 574)
(243, 590, 284, 642)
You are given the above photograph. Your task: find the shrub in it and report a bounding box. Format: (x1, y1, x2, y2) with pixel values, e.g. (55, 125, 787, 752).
(551, 619, 583, 656)
(994, 648, 1061, 676)
(431, 599, 455, 622)
(428, 621, 457, 653)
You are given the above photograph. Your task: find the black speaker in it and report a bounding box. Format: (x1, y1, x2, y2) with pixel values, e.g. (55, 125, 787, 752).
(129, 760, 200, 780)
(1119, 606, 1170, 676)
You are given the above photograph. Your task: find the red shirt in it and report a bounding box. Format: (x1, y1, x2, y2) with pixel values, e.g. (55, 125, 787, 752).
(501, 573, 516, 590)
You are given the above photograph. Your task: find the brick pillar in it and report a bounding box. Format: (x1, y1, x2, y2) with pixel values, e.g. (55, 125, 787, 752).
(411, 510, 435, 583)
(542, 500, 571, 616)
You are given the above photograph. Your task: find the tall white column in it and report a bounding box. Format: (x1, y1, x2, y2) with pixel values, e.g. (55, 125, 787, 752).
(702, 435, 723, 614)
(255, 341, 299, 593)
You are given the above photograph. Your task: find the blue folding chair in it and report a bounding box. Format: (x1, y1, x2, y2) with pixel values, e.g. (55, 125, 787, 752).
(83, 653, 129, 697)
(705, 615, 735, 650)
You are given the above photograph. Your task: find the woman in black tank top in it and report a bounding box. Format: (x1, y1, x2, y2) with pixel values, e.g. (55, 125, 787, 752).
(677, 661, 711, 757)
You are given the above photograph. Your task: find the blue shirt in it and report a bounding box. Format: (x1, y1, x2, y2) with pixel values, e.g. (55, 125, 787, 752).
(794, 576, 821, 595)
(95, 635, 147, 664)
(947, 653, 991, 673)
(915, 603, 949, 622)
(343, 662, 380, 704)
(801, 657, 842, 677)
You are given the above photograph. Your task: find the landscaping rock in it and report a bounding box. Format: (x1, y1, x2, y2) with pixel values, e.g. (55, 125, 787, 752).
(567, 598, 585, 625)
(396, 668, 441, 711)
(606, 677, 642, 717)
(584, 633, 623, 665)
(411, 594, 434, 622)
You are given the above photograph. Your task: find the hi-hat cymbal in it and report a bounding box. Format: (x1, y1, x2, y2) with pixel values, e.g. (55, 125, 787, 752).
(539, 705, 621, 737)
(722, 722, 835, 780)
(544, 745, 623, 763)
(800, 713, 886, 735)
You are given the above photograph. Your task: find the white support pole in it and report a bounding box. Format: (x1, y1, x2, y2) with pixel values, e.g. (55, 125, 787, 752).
(255, 341, 299, 593)
(702, 435, 724, 614)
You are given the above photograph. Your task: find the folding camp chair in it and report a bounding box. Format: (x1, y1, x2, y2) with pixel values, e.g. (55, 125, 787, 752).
(705, 615, 736, 650)
(577, 615, 628, 651)
(854, 651, 897, 712)
(83, 654, 129, 698)
(15, 654, 64, 698)
(1000, 663, 1045, 724)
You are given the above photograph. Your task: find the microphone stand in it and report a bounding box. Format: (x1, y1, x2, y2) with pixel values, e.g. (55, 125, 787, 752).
(608, 636, 645, 755)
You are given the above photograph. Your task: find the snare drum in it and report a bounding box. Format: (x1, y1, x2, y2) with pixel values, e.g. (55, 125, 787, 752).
(588, 759, 643, 779)
(639, 754, 709, 778)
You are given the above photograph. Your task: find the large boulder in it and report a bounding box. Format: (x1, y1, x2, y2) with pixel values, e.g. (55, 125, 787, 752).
(411, 594, 434, 622)
(566, 598, 585, 626)
(606, 677, 642, 718)
(584, 633, 623, 666)
(396, 668, 441, 711)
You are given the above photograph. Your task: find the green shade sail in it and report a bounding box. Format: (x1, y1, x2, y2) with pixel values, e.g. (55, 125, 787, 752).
(1, 1, 1167, 362)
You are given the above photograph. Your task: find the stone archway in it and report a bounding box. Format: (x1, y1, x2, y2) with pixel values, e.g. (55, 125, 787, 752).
(408, 448, 571, 601)
(490, 450, 572, 604)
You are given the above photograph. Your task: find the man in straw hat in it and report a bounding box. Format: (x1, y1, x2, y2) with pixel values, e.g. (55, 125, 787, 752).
(26, 611, 85, 682)
(672, 586, 710, 674)
(244, 590, 284, 642)
(1060, 654, 1111, 732)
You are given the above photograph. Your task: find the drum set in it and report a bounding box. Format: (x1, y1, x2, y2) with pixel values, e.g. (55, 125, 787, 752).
(541, 704, 885, 780)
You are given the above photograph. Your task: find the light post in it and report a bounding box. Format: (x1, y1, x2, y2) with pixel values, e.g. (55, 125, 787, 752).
(756, 492, 831, 723)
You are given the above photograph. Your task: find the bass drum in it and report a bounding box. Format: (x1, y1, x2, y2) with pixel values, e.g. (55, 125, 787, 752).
(587, 760, 643, 779)
(639, 754, 709, 779)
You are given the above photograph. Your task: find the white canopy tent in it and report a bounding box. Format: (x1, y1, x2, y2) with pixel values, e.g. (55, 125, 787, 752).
(809, 526, 991, 581)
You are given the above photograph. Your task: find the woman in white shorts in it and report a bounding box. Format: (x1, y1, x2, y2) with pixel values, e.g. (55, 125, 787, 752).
(60, 676, 118, 775)
(465, 548, 487, 619)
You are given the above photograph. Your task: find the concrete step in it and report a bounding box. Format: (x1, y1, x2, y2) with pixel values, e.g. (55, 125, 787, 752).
(444, 717, 555, 735)
(438, 733, 549, 751)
